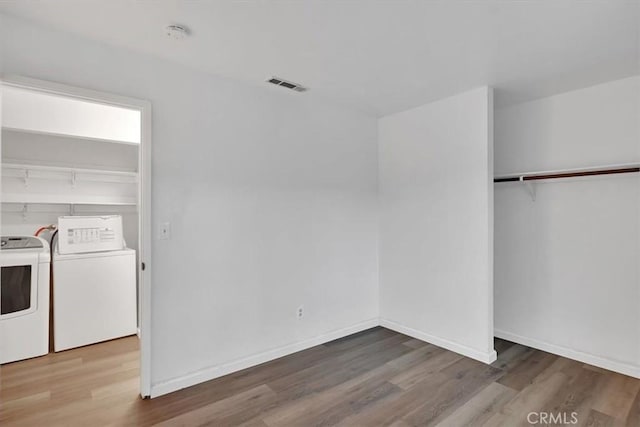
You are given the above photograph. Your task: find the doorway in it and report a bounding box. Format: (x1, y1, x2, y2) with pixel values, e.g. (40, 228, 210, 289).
(0, 76, 152, 397)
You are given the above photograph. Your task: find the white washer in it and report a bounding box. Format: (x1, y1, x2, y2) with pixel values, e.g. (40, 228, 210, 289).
(53, 248, 137, 351)
(0, 236, 50, 364)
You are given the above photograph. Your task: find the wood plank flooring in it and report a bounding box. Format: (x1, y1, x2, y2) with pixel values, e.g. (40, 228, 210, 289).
(2, 327, 639, 426)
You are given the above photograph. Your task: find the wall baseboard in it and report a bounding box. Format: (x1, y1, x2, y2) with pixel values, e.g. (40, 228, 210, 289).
(151, 317, 508, 398)
(149, 321, 639, 398)
(150, 318, 380, 398)
(494, 328, 640, 379)
(380, 318, 497, 364)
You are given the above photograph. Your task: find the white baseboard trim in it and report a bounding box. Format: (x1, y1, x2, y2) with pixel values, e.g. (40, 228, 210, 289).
(380, 318, 497, 364)
(150, 318, 380, 398)
(149, 321, 640, 398)
(494, 328, 640, 379)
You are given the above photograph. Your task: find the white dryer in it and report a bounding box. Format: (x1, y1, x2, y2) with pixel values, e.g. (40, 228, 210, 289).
(0, 236, 50, 364)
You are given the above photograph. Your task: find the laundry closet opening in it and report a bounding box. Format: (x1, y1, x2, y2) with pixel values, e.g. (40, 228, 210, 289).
(0, 77, 152, 397)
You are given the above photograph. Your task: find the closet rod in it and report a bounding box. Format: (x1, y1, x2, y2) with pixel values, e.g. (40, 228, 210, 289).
(494, 166, 640, 183)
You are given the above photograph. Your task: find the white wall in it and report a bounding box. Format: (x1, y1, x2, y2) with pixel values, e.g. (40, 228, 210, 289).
(0, 14, 379, 395)
(495, 76, 640, 173)
(378, 87, 496, 363)
(2, 129, 138, 171)
(494, 76, 640, 377)
(2, 85, 141, 144)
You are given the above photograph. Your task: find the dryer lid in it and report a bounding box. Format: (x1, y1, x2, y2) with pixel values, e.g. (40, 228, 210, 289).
(1, 236, 44, 250)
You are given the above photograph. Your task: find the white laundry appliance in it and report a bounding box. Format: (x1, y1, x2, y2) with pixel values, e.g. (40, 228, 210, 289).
(53, 215, 137, 352)
(0, 236, 50, 364)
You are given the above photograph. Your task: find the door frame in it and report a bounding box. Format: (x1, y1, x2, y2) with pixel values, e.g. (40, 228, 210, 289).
(0, 75, 153, 398)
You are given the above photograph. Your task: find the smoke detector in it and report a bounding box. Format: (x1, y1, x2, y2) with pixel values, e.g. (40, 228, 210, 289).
(266, 77, 308, 92)
(166, 25, 189, 40)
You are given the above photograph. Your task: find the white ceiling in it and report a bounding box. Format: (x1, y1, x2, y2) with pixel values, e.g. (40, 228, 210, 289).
(1, 0, 638, 116)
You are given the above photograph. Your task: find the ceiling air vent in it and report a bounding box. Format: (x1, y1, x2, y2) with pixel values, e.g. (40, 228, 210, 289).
(266, 77, 308, 92)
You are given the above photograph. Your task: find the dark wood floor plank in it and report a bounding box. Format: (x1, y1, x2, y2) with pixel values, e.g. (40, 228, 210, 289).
(401, 358, 504, 426)
(153, 384, 277, 427)
(271, 380, 402, 427)
(323, 326, 396, 352)
(590, 372, 640, 421)
(490, 342, 534, 371)
(402, 338, 428, 349)
(260, 343, 439, 426)
(387, 343, 441, 369)
(584, 409, 624, 427)
(624, 384, 640, 427)
(538, 366, 603, 426)
(434, 382, 517, 427)
(482, 370, 569, 425)
(496, 349, 558, 391)
(266, 332, 409, 396)
(389, 349, 461, 390)
(334, 372, 452, 426)
(261, 361, 396, 426)
(493, 338, 516, 354)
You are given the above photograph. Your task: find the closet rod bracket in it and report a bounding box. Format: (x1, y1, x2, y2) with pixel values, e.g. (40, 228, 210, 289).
(520, 176, 536, 201)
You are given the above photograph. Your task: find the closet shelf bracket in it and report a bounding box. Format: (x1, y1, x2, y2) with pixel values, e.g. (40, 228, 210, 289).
(520, 176, 536, 201)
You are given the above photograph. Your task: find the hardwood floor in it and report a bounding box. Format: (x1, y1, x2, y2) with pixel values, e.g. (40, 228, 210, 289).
(1, 327, 639, 426)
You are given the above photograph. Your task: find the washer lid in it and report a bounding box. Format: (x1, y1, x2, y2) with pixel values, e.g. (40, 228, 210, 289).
(1, 236, 44, 250)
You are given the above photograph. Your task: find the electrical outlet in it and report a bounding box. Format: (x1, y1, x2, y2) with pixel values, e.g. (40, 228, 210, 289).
(297, 305, 304, 320)
(159, 222, 171, 240)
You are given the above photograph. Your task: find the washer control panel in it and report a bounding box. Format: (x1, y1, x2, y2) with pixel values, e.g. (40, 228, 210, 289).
(58, 216, 124, 254)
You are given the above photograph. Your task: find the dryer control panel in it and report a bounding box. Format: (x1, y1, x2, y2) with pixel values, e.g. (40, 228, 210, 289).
(57, 216, 124, 254)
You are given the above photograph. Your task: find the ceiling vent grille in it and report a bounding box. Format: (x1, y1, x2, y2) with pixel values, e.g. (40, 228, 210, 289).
(267, 77, 308, 92)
